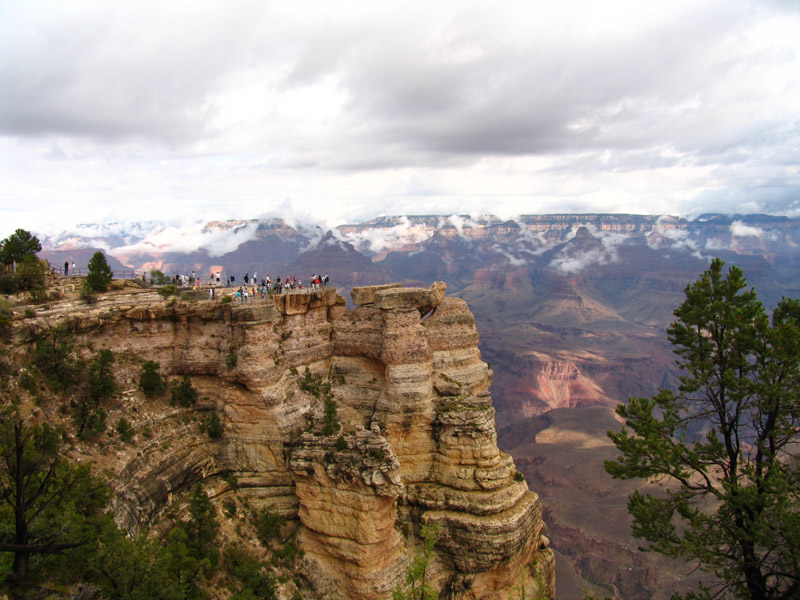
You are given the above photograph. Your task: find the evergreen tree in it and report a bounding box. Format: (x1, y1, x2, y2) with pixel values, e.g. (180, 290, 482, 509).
(0, 406, 110, 586)
(170, 375, 198, 407)
(0, 229, 41, 268)
(73, 349, 115, 438)
(30, 325, 78, 391)
(393, 523, 440, 600)
(605, 259, 800, 600)
(139, 360, 167, 398)
(86, 251, 113, 292)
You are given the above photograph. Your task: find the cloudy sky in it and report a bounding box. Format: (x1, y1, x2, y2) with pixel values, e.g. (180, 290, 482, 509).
(1, 0, 799, 239)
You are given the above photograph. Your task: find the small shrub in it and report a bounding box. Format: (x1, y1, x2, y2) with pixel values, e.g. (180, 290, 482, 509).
(254, 508, 282, 545)
(225, 352, 237, 369)
(223, 498, 237, 518)
(335, 435, 347, 452)
(221, 470, 239, 490)
(149, 269, 170, 285)
(514, 471, 525, 482)
(220, 295, 232, 304)
(79, 281, 97, 304)
(157, 284, 178, 298)
(271, 538, 303, 567)
(321, 396, 340, 436)
(116, 417, 135, 442)
(139, 360, 166, 398)
(170, 375, 198, 407)
(23, 308, 35, 318)
(206, 411, 223, 439)
(225, 544, 277, 600)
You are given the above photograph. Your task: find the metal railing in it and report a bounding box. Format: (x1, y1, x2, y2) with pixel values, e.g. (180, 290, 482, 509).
(48, 262, 138, 279)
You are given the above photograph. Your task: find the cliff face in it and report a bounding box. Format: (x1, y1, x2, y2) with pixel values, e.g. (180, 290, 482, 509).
(12, 282, 554, 600)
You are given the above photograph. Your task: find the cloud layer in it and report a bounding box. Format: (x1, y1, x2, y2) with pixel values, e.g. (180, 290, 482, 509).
(2, 0, 800, 238)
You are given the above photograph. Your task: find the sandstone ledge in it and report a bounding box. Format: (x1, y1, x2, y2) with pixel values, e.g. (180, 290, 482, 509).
(9, 282, 554, 599)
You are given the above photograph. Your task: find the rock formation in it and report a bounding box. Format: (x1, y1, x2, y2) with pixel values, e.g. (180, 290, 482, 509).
(10, 282, 554, 600)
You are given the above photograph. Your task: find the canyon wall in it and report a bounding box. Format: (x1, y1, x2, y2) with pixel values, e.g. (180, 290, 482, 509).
(12, 282, 554, 600)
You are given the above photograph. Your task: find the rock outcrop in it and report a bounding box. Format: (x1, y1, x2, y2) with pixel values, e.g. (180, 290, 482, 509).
(10, 282, 554, 600)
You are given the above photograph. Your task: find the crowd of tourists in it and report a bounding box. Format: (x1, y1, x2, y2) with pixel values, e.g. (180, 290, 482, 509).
(153, 270, 331, 303)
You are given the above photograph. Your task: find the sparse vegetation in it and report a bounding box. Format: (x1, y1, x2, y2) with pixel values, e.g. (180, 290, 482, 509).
(224, 544, 277, 600)
(116, 417, 135, 442)
(170, 374, 198, 407)
(321, 395, 340, 436)
(393, 522, 440, 600)
(206, 411, 223, 439)
(139, 360, 167, 398)
(253, 507, 282, 545)
(297, 367, 341, 436)
(158, 283, 178, 298)
(149, 269, 171, 285)
(73, 349, 116, 439)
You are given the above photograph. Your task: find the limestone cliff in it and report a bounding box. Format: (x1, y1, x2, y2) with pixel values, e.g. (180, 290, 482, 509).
(10, 282, 554, 600)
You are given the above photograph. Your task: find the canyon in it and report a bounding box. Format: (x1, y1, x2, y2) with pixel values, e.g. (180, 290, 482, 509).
(8, 280, 554, 600)
(34, 212, 800, 598)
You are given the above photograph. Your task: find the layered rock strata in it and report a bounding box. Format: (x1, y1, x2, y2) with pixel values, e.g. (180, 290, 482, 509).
(10, 282, 554, 599)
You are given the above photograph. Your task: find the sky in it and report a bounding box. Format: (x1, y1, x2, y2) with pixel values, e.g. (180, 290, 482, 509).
(1, 0, 799, 239)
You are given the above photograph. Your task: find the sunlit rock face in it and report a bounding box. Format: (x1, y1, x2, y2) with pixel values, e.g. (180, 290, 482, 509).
(12, 282, 554, 600)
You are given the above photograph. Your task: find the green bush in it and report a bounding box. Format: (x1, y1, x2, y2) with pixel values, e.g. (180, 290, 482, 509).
(225, 352, 237, 369)
(170, 374, 198, 407)
(321, 396, 340, 436)
(514, 471, 525, 482)
(115, 417, 135, 442)
(220, 295, 232, 304)
(149, 269, 171, 285)
(271, 538, 303, 568)
(79, 281, 97, 304)
(224, 544, 276, 600)
(206, 412, 223, 439)
(157, 284, 178, 298)
(223, 498, 237, 519)
(30, 326, 78, 390)
(139, 360, 166, 398)
(253, 508, 282, 545)
(335, 435, 347, 451)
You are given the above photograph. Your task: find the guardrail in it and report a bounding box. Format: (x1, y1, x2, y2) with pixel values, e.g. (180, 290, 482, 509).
(47, 262, 138, 279)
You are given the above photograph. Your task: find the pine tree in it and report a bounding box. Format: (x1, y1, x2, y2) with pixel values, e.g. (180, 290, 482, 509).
(0, 229, 41, 268)
(86, 251, 113, 292)
(605, 259, 800, 600)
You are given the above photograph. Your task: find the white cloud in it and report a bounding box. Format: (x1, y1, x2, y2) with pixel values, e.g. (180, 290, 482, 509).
(338, 216, 435, 255)
(730, 220, 763, 237)
(548, 224, 632, 273)
(108, 220, 261, 258)
(1, 0, 800, 236)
